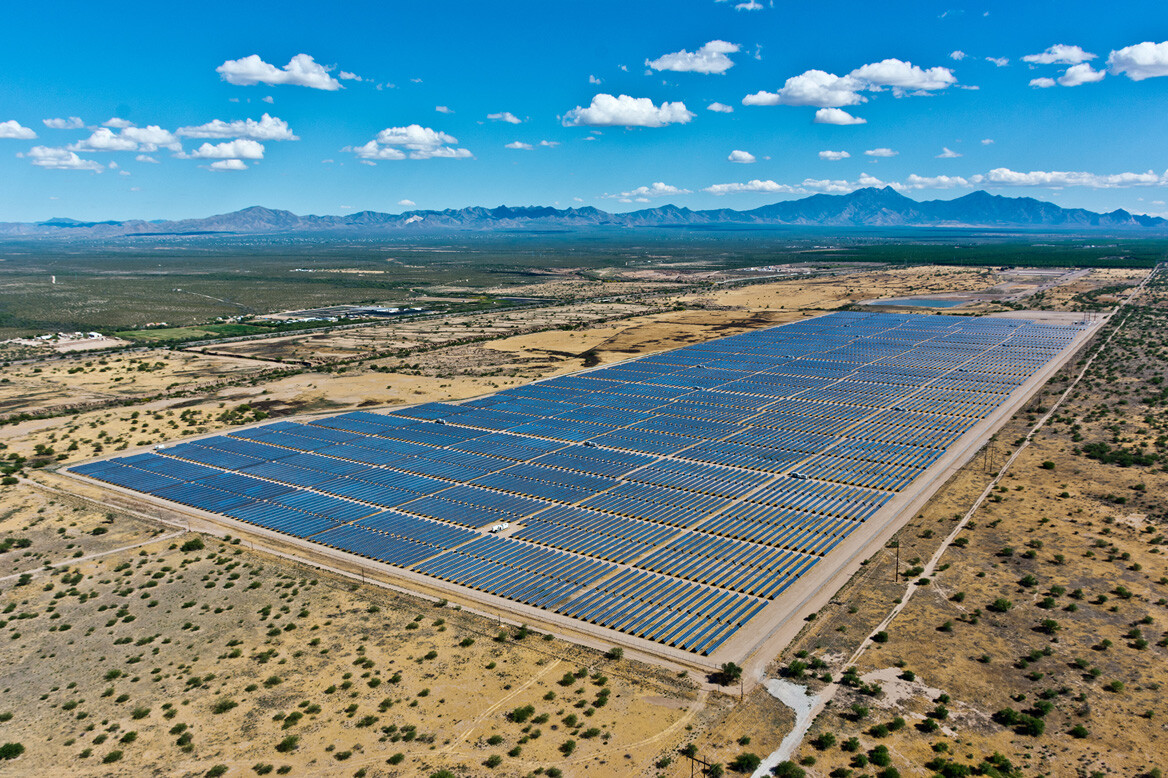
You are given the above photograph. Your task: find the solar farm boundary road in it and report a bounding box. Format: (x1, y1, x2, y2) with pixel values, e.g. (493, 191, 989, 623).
(56, 309, 1097, 681)
(713, 310, 1103, 680)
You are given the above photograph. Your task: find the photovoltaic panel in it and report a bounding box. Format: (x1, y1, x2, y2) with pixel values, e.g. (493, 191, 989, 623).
(70, 310, 1087, 656)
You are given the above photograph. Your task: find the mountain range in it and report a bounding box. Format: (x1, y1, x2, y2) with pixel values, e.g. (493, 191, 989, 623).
(1, 187, 1164, 238)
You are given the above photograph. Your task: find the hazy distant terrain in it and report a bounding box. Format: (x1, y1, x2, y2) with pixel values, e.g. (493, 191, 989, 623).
(2, 188, 1166, 241)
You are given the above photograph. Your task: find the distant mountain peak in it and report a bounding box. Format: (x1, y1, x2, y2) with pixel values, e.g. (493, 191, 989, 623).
(2, 189, 1165, 238)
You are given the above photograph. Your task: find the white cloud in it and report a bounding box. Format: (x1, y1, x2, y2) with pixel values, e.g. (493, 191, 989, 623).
(704, 179, 796, 195)
(707, 102, 734, 113)
(539, 140, 560, 147)
(589, 75, 602, 85)
(23, 146, 103, 172)
(704, 173, 887, 196)
(814, 108, 866, 125)
(985, 57, 1009, 67)
(487, 111, 522, 124)
(950, 51, 967, 61)
(42, 117, 83, 130)
(183, 139, 265, 160)
(435, 106, 454, 114)
(562, 94, 694, 127)
(103, 117, 134, 128)
(177, 113, 297, 141)
(981, 138, 994, 145)
(338, 71, 363, 82)
(744, 70, 861, 107)
(208, 159, 248, 171)
(646, 40, 739, 75)
(735, 1, 763, 9)
(864, 148, 898, 157)
(610, 182, 691, 199)
(819, 150, 850, 161)
(346, 124, 471, 161)
(398, 199, 416, 207)
(745, 58, 955, 110)
(1058, 63, 1105, 86)
(728, 149, 756, 163)
(983, 167, 1166, 188)
(901, 174, 972, 189)
(0, 120, 36, 139)
(70, 125, 180, 153)
(1023, 44, 1097, 66)
(136, 154, 159, 163)
(1107, 41, 1168, 81)
(1029, 77, 1057, 88)
(216, 53, 342, 90)
(936, 147, 962, 158)
(505, 141, 534, 150)
(850, 58, 957, 92)
(262, 96, 274, 104)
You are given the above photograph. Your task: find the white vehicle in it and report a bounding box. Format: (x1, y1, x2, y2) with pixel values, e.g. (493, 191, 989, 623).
(488, 522, 511, 533)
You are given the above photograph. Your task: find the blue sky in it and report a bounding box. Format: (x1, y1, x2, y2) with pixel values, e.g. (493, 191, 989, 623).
(1, 0, 1166, 221)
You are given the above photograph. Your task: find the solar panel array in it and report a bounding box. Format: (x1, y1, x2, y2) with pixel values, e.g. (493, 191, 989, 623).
(71, 311, 1084, 655)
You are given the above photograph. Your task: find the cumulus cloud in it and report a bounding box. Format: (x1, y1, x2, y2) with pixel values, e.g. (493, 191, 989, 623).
(398, 199, 416, 207)
(1023, 44, 1096, 65)
(936, 147, 962, 158)
(950, 50, 967, 61)
(983, 167, 1166, 188)
(745, 58, 955, 114)
(435, 106, 454, 114)
(1058, 63, 1106, 86)
(609, 182, 691, 200)
(0, 120, 36, 139)
(735, 1, 763, 9)
(704, 173, 887, 196)
(208, 159, 248, 171)
(338, 71, 363, 82)
(487, 111, 521, 124)
(103, 117, 134, 128)
(177, 114, 297, 141)
(707, 102, 734, 113)
(1029, 77, 1057, 88)
(136, 154, 159, 163)
(728, 149, 756, 163)
(589, 75, 602, 84)
(986, 57, 1009, 67)
(217, 53, 342, 90)
(1108, 41, 1168, 80)
(346, 124, 471, 161)
(819, 150, 850, 161)
(814, 108, 866, 125)
(42, 117, 83, 130)
(864, 148, 898, 157)
(71, 126, 180, 153)
(901, 174, 973, 189)
(850, 58, 957, 92)
(505, 141, 534, 150)
(23, 146, 103, 171)
(981, 138, 994, 144)
(744, 70, 861, 107)
(646, 40, 739, 75)
(539, 140, 560, 147)
(562, 94, 694, 127)
(182, 139, 265, 160)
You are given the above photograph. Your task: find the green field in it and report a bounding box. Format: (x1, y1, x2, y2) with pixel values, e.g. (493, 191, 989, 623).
(0, 230, 1163, 338)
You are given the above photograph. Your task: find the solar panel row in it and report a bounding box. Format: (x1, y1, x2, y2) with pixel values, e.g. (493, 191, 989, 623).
(71, 311, 1085, 655)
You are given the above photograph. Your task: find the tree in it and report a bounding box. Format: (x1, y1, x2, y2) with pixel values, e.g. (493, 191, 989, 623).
(728, 752, 756, 770)
(716, 662, 742, 686)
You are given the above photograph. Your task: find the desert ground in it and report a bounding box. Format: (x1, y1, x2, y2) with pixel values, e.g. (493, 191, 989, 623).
(0, 262, 1161, 777)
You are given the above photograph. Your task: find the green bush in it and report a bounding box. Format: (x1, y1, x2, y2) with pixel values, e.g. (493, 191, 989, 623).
(0, 743, 23, 760)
